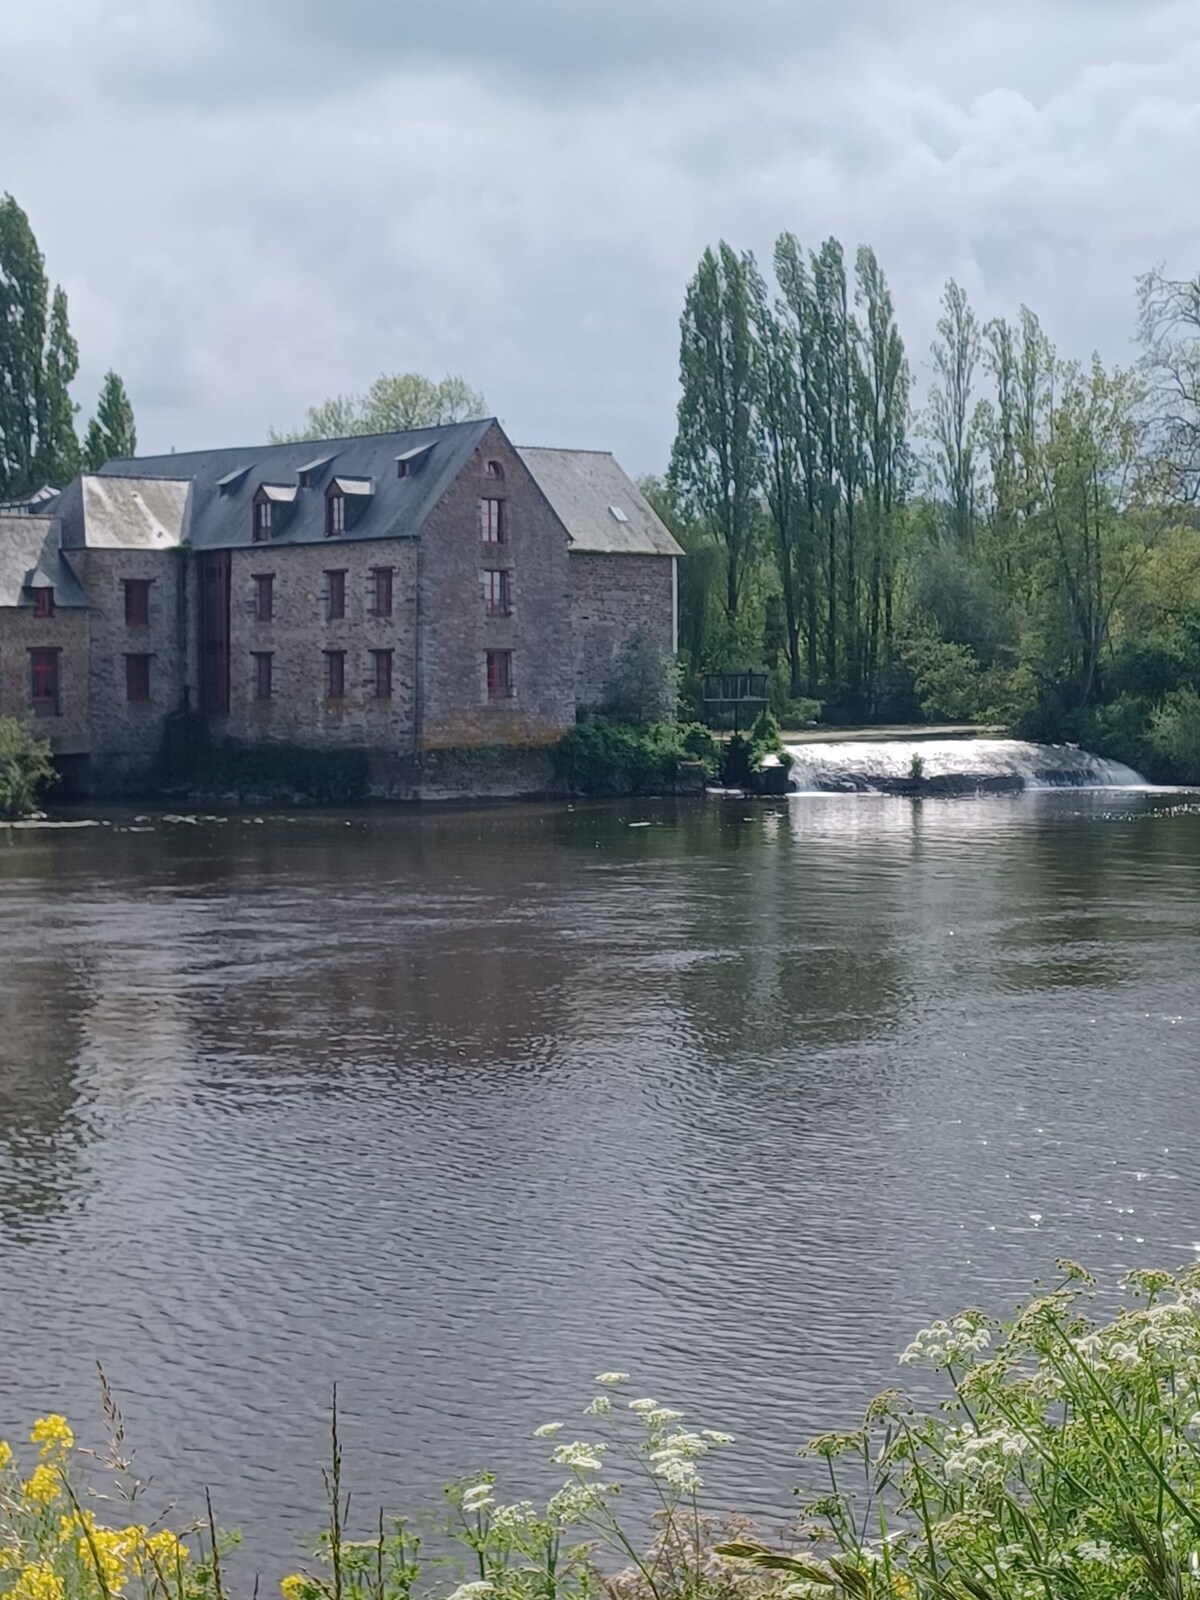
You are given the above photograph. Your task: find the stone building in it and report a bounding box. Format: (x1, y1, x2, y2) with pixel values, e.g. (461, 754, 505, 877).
(0, 419, 682, 797)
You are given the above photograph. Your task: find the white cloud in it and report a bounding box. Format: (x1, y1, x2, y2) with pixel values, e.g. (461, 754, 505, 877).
(3, 0, 1200, 473)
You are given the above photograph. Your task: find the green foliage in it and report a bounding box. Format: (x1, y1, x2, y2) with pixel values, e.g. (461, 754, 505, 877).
(0, 717, 55, 820)
(552, 721, 717, 795)
(899, 627, 990, 722)
(908, 751, 925, 781)
(600, 631, 681, 725)
(157, 717, 369, 802)
(84, 370, 137, 469)
(1150, 687, 1200, 783)
(723, 1263, 1200, 1600)
(270, 373, 488, 443)
(721, 709, 792, 789)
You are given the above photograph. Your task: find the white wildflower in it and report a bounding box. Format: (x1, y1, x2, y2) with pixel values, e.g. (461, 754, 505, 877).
(551, 1440, 606, 1472)
(491, 1501, 538, 1532)
(584, 1396, 613, 1417)
(447, 1585, 494, 1600)
(461, 1485, 494, 1513)
(595, 1372, 630, 1386)
(703, 1430, 735, 1444)
(645, 1408, 684, 1426)
(651, 1431, 707, 1460)
(533, 1422, 563, 1438)
(899, 1314, 991, 1370)
(628, 1398, 657, 1414)
(654, 1456, 702, 1494)
(548, 1482, 602, 1522)
(1076, 1540, 1113, 1565)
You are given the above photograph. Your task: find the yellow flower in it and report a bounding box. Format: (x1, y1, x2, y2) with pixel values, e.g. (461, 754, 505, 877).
(29, 1418, 73, 1459)
(0, 1441, 13, 1471)
(280, 1574, 309, 1600)
(11, 1562, 65, 1600)
(22, 1464, 62, 1507)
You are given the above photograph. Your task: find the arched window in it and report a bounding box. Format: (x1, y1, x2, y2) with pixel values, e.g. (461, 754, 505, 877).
(484, 460, 504, 481)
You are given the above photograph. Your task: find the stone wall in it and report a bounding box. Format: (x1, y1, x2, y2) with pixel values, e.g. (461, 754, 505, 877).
(72, 547, 188, 786)
(222, 539, 419, 751)
(569, 551, 677, 713)
(418, 423, 575, 748)
(0, 605, 91, 755)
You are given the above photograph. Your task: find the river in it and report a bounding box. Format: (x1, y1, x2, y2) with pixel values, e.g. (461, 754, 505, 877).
(1, 787, 1199, 1571)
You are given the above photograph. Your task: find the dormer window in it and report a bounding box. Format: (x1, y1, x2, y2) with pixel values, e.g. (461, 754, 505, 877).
(484, 460, 504, 481)
(396, 444, 433, 478)
(253, 498, 273, 542)
(32, 587, 54, 618)
(326, 490, 346, 537)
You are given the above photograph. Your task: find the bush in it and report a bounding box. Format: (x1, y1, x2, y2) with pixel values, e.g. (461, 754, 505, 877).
(1151, 686, 1200, 783)
(899, 628, 990, 722)
(600, 633, 681, 726)
(552, 721, 717, 795)
(0, 717, 55, 820)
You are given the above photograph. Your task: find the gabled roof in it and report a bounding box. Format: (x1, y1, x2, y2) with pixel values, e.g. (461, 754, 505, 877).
(98, 419, 494, 550)
(515, 448, 683, 557)
(0, 515, 88, 608)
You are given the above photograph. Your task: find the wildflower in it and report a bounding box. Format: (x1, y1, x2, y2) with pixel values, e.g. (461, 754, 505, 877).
(533, 1422, 563, 1439)
(653, 1456, 702, 1494)
(22, 1464, 62, 1506)
(702, 1430, 735, 1445)
(627, 1399, 657, 1414)
(11, 1562, 65, 1600)
(650, 1431, 706, 1460)
(644, 1408, 684, 1426)
(490, 1501, 538, 1532)
(0, 1441, 12, 1471)
(899, 1313, 991, 1370)
(583, 1396, 613, 1417)
(595, 1372, 630, 1387)
(446, 1582, 494, 1600)
(1076, 1539, 1113, 1564)
(461, 1484, 494, 1513)
(29, 1417, 73, 1458)
(280, 1576, 310, 1600)
(550, 1441, 605, 1472)
(548, 1482, 600, 1523)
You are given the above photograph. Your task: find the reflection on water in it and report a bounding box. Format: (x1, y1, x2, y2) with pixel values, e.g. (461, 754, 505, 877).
(1, 792, 1199, 1570)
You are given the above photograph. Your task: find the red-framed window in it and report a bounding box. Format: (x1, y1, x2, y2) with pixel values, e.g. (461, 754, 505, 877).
(483, 569, 511, 616)
(124, 579, 151, 627)
(326, 569, 346, 622)
(370, 566, 393, 618)
(486, 649, 513, 701)
(125, 654, 152, 703)
(324, 649, 346, 700)
(29, 649, 60, 716)
(32, 587, 55, 618)
(326, 491, 346, 537)
(481, 498, 506, 544)
(253, 652, 273, 700)
(372, 649, 393, 700)
(253, 499, 273, 543)
(254, 573, 274, 622)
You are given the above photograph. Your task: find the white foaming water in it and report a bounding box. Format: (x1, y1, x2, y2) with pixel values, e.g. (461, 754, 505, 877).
(783, 737, 1147, 794)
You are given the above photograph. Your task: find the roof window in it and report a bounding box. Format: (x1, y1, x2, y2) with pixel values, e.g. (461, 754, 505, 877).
(608, 505, 629, 523)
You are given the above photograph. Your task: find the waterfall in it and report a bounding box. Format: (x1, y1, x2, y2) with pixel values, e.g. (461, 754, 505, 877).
(781, 738, 1147, 794)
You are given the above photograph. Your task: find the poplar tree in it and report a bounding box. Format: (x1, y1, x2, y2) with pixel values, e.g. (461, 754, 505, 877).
(84, 370, 138, 469)
(669, 242, 761, 628)
(926, 279, 984, 543)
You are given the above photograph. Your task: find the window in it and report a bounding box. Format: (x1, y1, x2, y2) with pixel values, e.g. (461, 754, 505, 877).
(125, 654, 152, 703)
(372, 649, 393, 700)
(486, 649, 513, 701)
(483, 569, 511, 616)
(29, 649, 60, 716)
(481, 497, 506, 544)
(370, 566, 393, 618)
(326, 491, 345, 537)
(32, 587, 54, 618)
(253, 499, 272, 543)
(324, 649, 346, 700)
(124, 579, 151, 626)
(484, 459, 504, 480)
(254, 573, 274, 622)
(253, 652, 273, 700)
(326, 569, 346, 621)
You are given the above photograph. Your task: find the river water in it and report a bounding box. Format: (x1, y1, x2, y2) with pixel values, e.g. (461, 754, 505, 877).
(1, 788, 1199, 1571)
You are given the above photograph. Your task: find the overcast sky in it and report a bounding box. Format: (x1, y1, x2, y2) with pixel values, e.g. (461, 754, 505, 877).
(4, 0, 1200, 474)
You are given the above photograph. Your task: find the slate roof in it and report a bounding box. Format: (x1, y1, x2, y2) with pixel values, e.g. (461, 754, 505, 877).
(515, 448, 683, 557)
(99, 419, 494, 550)
(0, 515, 88, 608)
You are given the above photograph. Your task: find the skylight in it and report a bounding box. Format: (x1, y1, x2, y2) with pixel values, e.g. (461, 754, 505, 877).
(608, 505, 629, 523)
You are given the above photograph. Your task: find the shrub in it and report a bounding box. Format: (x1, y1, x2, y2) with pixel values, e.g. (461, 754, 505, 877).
(0, 717, 55, 820)
(552, 721, 717, 795)
(899, 628, 989, 723)
(600, 633, 681, 726)
(1151, 686, 1200, 783)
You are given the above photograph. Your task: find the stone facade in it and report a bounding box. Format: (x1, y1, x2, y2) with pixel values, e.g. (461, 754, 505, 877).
(569, 550, 677, 712)
(0, 420, 682, 798)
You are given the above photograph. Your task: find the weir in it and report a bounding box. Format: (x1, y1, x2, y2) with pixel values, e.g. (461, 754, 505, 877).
(781, 737, 1146, 794)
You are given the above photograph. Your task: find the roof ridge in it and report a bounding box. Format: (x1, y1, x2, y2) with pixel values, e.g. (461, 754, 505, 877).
(517, 445, 615, 456)
(106, 416, 497, 466)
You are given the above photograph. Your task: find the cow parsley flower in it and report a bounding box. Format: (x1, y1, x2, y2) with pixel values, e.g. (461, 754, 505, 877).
(533, 1423, 563, 1438)
(595, 1372, 630, 1387)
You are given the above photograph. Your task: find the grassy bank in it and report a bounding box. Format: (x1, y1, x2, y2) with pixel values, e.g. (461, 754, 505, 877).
(8, 1264, 1200, 1600)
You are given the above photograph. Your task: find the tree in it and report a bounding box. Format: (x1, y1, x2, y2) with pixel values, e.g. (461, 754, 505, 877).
(600, 631, 680, 724)
(84, 370, 137, 470)
(669, 242, 761, 626)
(925, 279, 984, 544)
(0, 717, 55, 820)
(1137, 266, 1200, 505)
(270, 372, 489, 443)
